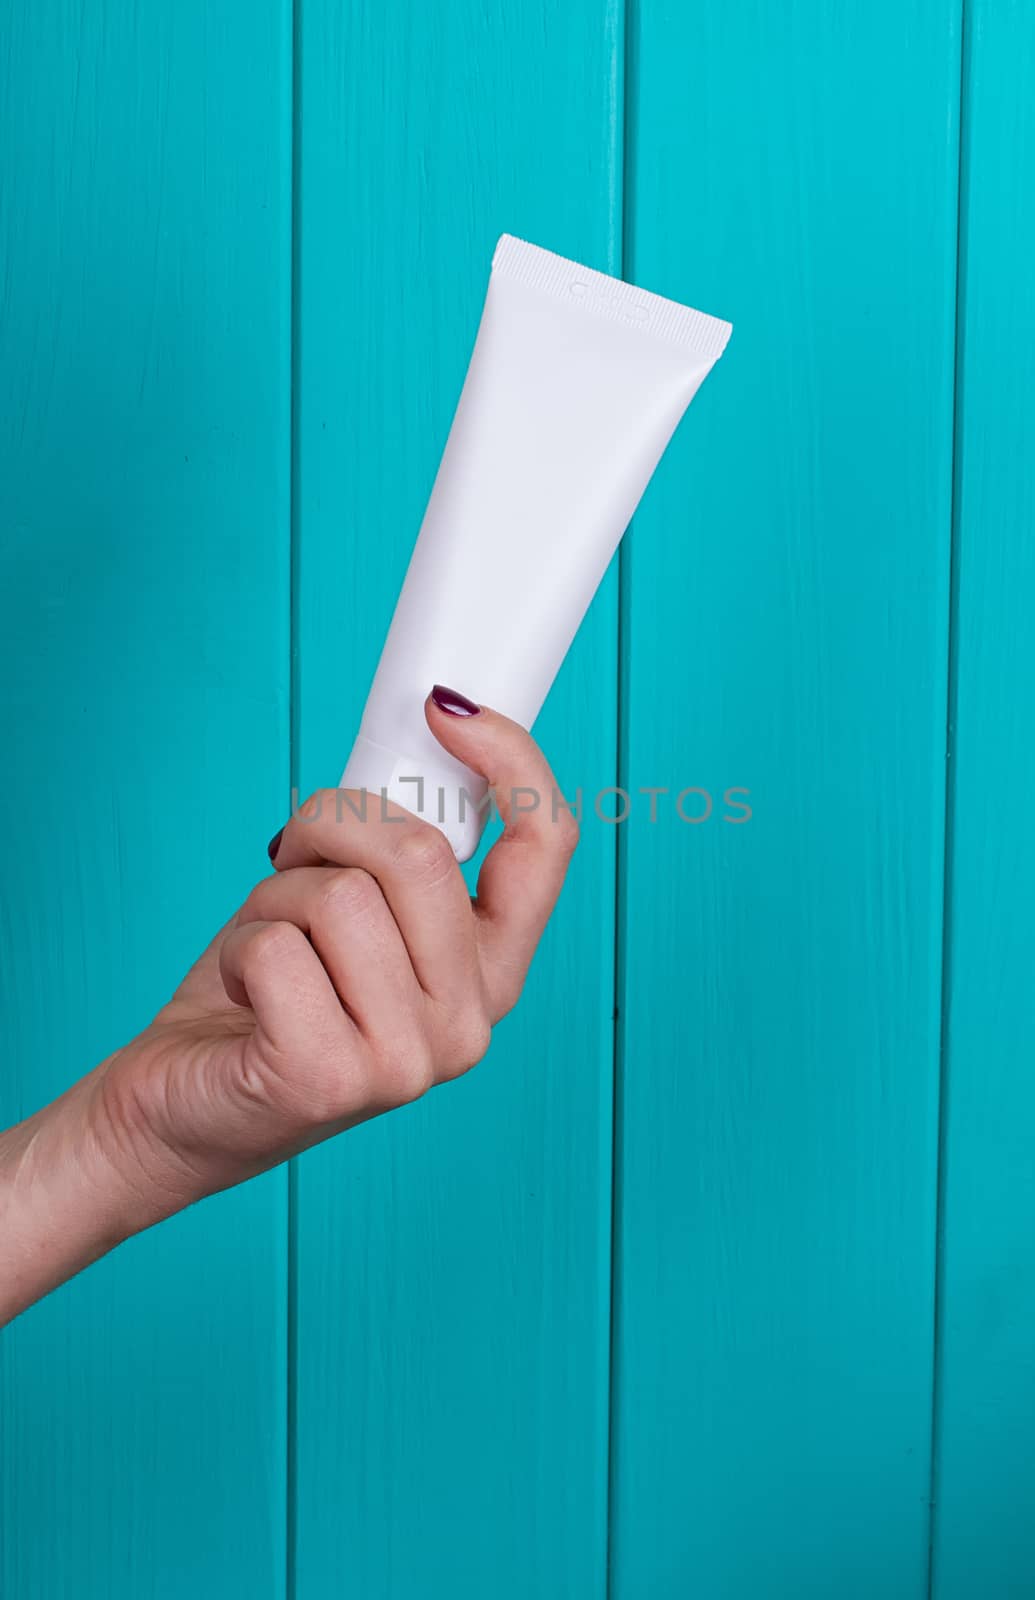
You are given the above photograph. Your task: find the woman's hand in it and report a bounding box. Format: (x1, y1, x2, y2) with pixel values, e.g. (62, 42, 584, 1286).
(0, 690, 578, 1323)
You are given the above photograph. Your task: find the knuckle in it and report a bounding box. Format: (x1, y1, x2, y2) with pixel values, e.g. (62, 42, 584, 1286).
(554, 808, 581, 857)
(388, 1037, 436, 1105)
(391, 822, 456, 887)
(491, 965, 526, 1022)
(316, 866, 380, 921)
(243, 919, 301, 971)
(447, 1007, 493, 1075)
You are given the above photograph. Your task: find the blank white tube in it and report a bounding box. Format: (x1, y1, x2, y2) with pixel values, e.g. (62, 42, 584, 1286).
(340, 234, 731, 861)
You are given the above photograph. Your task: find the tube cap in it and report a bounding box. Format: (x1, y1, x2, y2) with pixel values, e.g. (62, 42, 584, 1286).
(339, 734, 490, 863)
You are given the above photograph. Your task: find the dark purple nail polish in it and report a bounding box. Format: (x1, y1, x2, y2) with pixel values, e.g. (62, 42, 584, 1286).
(431, 684, 481, 717)
(267, 827, 284, 863)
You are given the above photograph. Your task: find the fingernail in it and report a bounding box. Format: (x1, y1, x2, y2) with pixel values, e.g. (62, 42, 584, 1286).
(430, 684, 481, 717)
(267, 827, 284, 863)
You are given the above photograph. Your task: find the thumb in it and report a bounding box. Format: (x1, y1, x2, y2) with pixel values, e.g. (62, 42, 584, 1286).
(424, 684, 573, 842)
(424, 684, 579, 1017)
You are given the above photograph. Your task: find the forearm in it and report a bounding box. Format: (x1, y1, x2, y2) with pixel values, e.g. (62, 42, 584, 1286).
(0, 1068, 142, 1325)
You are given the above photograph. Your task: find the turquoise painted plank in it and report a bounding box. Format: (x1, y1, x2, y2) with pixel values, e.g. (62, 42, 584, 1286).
(612, 3, 960, 1594)
(291, 2, 620, 1594)
(931, 5, 1035, 1593)
(0, 3, 291, 1596)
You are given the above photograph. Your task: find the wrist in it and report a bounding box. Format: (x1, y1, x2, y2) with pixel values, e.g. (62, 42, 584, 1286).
(0, 1062, 164, 1324)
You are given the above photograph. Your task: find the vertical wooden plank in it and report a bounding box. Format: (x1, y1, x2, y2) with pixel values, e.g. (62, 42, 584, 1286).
(931, 5, 1035, 1593)
(612, 3, 960, 1594)
(0, 3, 291, 1596)
(292, 2, 619, 1595)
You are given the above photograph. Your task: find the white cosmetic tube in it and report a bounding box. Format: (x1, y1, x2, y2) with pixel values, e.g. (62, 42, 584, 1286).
(340, 234, 731, 861)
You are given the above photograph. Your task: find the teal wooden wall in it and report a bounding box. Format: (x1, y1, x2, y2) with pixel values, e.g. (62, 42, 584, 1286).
(1, 2, 1032, 1595)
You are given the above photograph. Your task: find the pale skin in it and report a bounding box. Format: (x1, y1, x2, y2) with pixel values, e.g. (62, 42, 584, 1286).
(0, 690, 578, 1326)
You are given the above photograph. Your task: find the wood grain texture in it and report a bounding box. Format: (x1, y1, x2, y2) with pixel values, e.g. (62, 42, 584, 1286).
(931, 4, 1035, 1593)
(611, 2, 961, 1594)
(290, 2, 621, 1595)
(6, 2, 1035, 1595)
(0, 2, 292, 1595)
